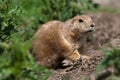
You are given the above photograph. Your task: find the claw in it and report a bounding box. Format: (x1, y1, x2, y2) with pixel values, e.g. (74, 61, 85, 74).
(62, 59, 73, 66)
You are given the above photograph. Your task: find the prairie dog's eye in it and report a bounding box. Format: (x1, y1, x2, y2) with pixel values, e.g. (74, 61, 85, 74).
(79, 19, 84, 22)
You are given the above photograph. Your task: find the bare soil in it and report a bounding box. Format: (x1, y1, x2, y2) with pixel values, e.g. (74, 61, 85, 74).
(93, 0, 120, 10)
(48, 13, 120, 80)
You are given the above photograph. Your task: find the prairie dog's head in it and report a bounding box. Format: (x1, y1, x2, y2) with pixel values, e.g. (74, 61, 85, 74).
(71, 15, 95, 34)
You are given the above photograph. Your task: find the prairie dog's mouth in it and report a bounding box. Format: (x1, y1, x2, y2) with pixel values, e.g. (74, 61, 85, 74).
(85, 26, 95, 33)
(86, 29, 93, 32)
(85, 29, 94, 33)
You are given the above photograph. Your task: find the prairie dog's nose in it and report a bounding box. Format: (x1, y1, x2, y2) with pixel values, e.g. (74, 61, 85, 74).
(90, 24, 95, 28)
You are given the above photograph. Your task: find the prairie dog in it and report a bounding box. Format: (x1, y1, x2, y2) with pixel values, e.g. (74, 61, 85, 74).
(32, 15, 95, 68)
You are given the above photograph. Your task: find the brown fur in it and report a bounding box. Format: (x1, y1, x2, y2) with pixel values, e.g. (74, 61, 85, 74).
(32, 15, 95, 68)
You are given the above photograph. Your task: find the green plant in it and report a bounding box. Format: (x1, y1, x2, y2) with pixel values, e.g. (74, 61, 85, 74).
(97, 48, 120, 80)
(21, 0, 99, 30)
(0, 34, 50, 80)
(0, 0, 50, 79)
(0, 0, 23, 42)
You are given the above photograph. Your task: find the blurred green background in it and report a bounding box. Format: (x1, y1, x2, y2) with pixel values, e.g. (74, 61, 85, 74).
(0, 0, 119, 80)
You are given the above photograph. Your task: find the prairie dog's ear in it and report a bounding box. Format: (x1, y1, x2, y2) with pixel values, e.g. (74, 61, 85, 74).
(72, 16, 79, 23)
(73, 15, 79, 20)
(72, 15, 83, 22)
(71, 19, 74, 24)
(70, 18, 74, 24)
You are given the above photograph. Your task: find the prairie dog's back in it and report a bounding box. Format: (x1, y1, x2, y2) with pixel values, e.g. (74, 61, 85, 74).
(33, 21, 65, 68)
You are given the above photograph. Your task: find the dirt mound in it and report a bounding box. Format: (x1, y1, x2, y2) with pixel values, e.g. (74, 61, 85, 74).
(48, 13, 120, 80)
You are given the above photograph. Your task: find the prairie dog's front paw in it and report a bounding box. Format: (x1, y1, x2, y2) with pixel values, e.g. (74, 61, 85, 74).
(62, 59, 73, 67)
(67, 50, 81, 61)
